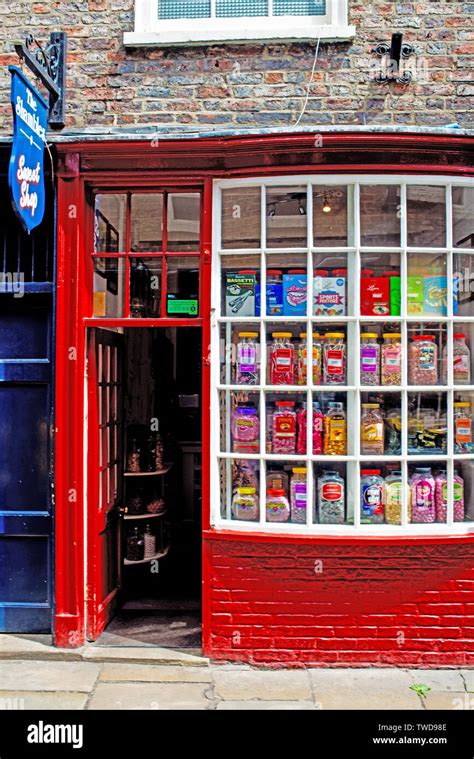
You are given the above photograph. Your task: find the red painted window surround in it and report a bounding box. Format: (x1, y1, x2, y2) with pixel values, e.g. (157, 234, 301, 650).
(54, 133, 474, 659)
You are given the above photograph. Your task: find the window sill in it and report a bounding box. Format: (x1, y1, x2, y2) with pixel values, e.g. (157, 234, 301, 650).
(123, 24, 356, 47)
(204, 527, 474, 545)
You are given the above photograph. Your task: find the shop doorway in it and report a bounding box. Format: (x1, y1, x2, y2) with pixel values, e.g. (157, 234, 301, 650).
(86, 324, 203, 647)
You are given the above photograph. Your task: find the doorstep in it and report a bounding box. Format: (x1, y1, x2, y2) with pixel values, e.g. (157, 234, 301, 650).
(0, 635, 208, 667)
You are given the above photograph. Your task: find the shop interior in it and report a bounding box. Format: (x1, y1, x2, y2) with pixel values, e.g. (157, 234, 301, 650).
(96, 325, 202, 648)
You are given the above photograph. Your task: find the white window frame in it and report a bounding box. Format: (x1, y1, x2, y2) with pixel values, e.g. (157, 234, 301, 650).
(211, 174, 474, 537)
(124, 0, 355, 46)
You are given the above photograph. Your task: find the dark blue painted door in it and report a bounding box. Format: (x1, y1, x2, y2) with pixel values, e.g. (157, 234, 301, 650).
(0, 163, 54, 633)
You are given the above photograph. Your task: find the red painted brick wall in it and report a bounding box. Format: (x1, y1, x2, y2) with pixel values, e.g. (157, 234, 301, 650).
(204, 537, 474, 666)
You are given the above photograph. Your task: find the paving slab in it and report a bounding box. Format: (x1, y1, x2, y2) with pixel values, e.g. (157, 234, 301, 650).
(83, 646, 208, 667)
(407, 670, 466, 692)
(308, 668, 421, 710)
(0, 660, 100, 692)
(0, 635, 83, 662)
(216, 700, 317, 710)
(424, 691, 472, 710)
(459, 670, 474, 692)
(213, 669, 311, 701)
(0, 691, 88, 710)
(99, 663, 212, 683)
(88, 682, 209, 710)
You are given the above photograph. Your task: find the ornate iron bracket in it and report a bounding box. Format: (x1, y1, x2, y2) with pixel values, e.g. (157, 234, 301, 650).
(373, 32, 414, 84)
(14, 31, 67, 129)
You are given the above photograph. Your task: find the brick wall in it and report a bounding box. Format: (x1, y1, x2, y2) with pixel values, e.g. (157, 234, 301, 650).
(204, 538, 474, 666)
(1, 2, 474, 131)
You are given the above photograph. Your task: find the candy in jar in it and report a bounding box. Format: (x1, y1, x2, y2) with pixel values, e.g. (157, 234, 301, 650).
(323, 402, 347, 455)
(410, 467, 436, 523)
(322, 332, 346, 385)
(272, 401, 296, 454)
(360, 333, 380, 386)
(297, 333, 322, 385)
(296, 402, 323, 455)
(381, 333, 402, 386)
(454, 402, 473, 454)
(317, 470, 345, 524)
(453, 333, 471, 385)
(232, 487, 259, 522)
(408, 335, 438, 385)
(434, 470, 464, 523)
(236, 332, 259, 385)
(231, 406, 260, 454)
(360, 403, 385, 455)
(269, 332, 295, 385)
(385, 409, 402, 455)
(385, 470, 411, 525)
(266, 488, 290, 523)
(360, 469, 385, 524)
(290, 468, 307, 524)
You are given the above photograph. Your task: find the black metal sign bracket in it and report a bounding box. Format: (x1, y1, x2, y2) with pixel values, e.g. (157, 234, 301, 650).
(373, 32, 414, 84)
(14, 31, 67, 129)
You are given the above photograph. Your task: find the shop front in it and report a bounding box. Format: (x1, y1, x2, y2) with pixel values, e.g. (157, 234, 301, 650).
(54, 130, 474, 665)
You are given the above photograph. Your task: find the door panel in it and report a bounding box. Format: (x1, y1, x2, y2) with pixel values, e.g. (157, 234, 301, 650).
(87, 328, 124, 640)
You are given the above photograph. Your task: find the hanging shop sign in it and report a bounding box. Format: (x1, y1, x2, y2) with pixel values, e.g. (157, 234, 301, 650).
(8, 67, 48, 234)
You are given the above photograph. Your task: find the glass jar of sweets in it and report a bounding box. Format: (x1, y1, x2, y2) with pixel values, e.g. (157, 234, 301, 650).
(408, 335, 438, 385)
(322, 332, 346, 385)
(454, 401, 473, 453)
(360, 333, 380, 386)
(453, 333, 471, 385)
(323, 402, 347, 455)
(360, 403, 384, 456)
(236, 332, 259, 385)
(269, 332, 294, 385)
(381, 333, 402, 386)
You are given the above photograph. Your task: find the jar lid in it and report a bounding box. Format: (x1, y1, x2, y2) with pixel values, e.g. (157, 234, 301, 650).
(238, 487, 256, 495)
(238, 270, 257, 274)
(266, 269, 282, 275)
(454, 333, 466, 339)
(299, 333, 307, 338)
(361, 269, 374, 276)
(267, 488, 286, 497)
(238, 331, 259, 338)
(415, 467, 432, 473)
(288, 269, 306, 274)
(454, 402, 471, 407)
(314, 269, 329, 276)
(237, 407, 257, 414)
(292, 467, 307, 474)
(361, 332, 378, 338)
(383, 333, 401, 338)
(324, 332, 345, 338)
(272, 332, 293, 338)
(361, 469, 381, 475)
(388, 470, 402, 476)
(382, 270, 399, 276)
(412, 335, 435, 341)
(276, 401, 295, 407)
(332, 269, 347, 275)
(362, 403, 380, 408)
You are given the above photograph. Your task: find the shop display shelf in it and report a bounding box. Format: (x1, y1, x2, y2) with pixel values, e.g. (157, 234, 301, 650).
(124, 546, 170, 566)
(123, 510, 167, 521)
(124, 463, 173, 477)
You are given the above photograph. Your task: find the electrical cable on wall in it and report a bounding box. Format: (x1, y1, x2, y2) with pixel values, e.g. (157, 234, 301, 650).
(294, 33, 321, 128)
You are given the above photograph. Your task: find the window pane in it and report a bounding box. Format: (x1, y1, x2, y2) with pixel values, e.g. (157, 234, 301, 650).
(93, 258, 124, 318)
(274, 0, 326, 14)
(222, 187, 261, 249)
(167, 193, 200, 252)
(130, 258, 161, 318)
(159, 0, 210, 19)
(313, 186, 350, 247)
(131, 194, 163, 252)
(94, 195, 126, 252)
(360, 186, 401, 247)
(266, 187, 308, 248)
(217, 0, 268, 15)
(167, 256, 199, 317)
(453, 187, 474, 249)
(407, 186, 446, 248)
(407, 324, 447, 388)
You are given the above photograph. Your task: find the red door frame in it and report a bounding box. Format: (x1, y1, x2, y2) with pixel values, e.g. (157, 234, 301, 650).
(54, 133, 474, 648)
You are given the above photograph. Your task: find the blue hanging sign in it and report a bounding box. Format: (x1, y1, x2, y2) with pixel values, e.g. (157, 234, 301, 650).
(8, 66, 48, 234)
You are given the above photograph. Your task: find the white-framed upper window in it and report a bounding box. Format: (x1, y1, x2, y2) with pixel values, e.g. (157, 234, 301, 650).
(124, 0, 355, 46)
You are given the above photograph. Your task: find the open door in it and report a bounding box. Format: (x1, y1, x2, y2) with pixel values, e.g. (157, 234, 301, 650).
(86, 328, 124, 640)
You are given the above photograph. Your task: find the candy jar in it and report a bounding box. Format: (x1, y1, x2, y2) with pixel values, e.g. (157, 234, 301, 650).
(266, 488, 290, 523)
(290, 468, 307, 524)
(127, 438, 141, 473)
(297, 333, 322, 385)
(143, 524, 156, 559)
(360, 469, 385, 524)
(384, 470, 411, 525)
(296, 401, 324, 455)
(316, 470, 345, 524)
(360, 333, 380, 386)
(360, 403, 385, 455)
(236, 332, 259, 385)
(269, 332, 295, 385)
(323, 402, 347, 455)
(435, 470, 465, 523)
(322, 332, 346, 385)
(272, 401, 296, 454)
(454, 402, 473, 454)
(231, 405, 260, 454)
(126, 527, 144, 562)
(232, 487, 259, 521)
(453, 333, 471, 385)
(410, 467, 436, 523)
(381, 333, 402, 386)
(408, 335, 438, 386)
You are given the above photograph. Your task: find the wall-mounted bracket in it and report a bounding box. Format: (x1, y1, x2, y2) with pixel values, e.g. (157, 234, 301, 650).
(14, 31, 67, 129)
(373, 32, 414, 84)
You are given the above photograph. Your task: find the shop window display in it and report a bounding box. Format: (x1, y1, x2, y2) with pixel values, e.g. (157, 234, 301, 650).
(214, 179, 474, 533)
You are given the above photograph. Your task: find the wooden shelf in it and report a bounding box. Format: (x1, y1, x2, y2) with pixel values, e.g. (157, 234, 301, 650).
(123, 510, 167, 521)
(124, 546, 170, 566)
(124, 463, 173, 477)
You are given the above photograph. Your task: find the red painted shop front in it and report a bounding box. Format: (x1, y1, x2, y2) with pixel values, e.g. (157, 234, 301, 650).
(54, 132, 474, 665)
